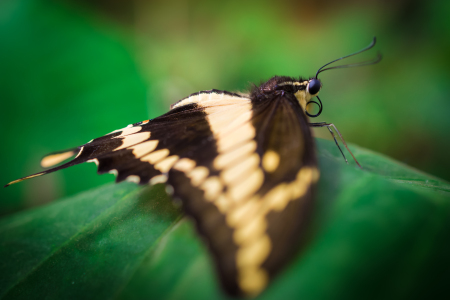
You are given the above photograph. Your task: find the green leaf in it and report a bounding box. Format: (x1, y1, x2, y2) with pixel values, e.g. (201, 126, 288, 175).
(1, 138, 449, 300)
(0, 0, 149, 214)
(0, 183, 181, 299)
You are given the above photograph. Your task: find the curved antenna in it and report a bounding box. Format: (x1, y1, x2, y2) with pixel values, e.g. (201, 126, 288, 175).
(315, 37, 379, 78)
(318, 52, 382, 73)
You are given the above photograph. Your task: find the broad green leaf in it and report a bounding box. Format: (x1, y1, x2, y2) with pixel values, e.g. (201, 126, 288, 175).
(0, 183, 181, 299)
(1, 138, 449, 300)
(0, 0, 148, 214)
(316, 139, 450, 196)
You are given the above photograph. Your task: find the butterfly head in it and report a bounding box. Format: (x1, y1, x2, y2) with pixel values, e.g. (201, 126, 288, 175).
(254, 38, 381, 119)
(302, 77, 323, 117)
(273, 77, 322, 117)
(302, 36, 381, 118)
(267, 77, 323, 117)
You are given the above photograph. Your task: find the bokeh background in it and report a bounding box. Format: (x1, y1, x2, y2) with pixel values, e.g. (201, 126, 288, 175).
(1, 0, 449, 215)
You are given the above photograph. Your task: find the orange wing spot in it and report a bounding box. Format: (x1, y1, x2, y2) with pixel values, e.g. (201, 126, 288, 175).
(141, 120, 150, 125)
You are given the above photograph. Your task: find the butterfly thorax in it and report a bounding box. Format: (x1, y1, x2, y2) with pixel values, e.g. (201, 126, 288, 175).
(252, 76, 319, 112)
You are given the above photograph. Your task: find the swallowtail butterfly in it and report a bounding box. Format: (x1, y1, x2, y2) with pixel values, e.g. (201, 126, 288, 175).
(5, 38, 380, 297)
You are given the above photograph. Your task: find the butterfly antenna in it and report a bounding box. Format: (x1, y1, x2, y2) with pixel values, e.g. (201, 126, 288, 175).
(316, 37, 381, 78)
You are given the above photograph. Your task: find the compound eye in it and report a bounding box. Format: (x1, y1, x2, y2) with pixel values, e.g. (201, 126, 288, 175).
(307, 78, 321, 95)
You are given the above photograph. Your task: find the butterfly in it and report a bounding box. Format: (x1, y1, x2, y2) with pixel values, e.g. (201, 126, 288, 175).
(5, 38, 380, 297)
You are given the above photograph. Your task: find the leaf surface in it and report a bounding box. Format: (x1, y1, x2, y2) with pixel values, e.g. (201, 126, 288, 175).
(1, 138, 449, 300)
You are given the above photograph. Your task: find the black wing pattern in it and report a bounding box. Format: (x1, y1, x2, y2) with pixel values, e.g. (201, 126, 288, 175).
(6, 88, 319, 297)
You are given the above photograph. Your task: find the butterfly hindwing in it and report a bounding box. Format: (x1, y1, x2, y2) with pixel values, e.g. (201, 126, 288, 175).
(246, 93, 318, 291)
(164, 90, 318, 296)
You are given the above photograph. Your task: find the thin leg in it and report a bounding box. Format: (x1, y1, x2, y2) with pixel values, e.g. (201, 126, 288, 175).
(310, 122, 347, 163)
(326, 126, 348, 164)
(309, 122, 362, 169)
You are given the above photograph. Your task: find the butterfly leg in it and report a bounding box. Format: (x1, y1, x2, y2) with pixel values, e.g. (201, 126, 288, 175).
(309, 122, 362, 168)
(311, 122, 347, 163)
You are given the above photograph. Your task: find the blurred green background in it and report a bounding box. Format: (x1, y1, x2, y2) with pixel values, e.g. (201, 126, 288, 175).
(1, 0, 449, 215)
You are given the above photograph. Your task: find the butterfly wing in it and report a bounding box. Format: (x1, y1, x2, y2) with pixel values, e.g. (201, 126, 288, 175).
(168, 91, 319, 296)
(5, 90, 237, 186)
(5, 89, 319, 297)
